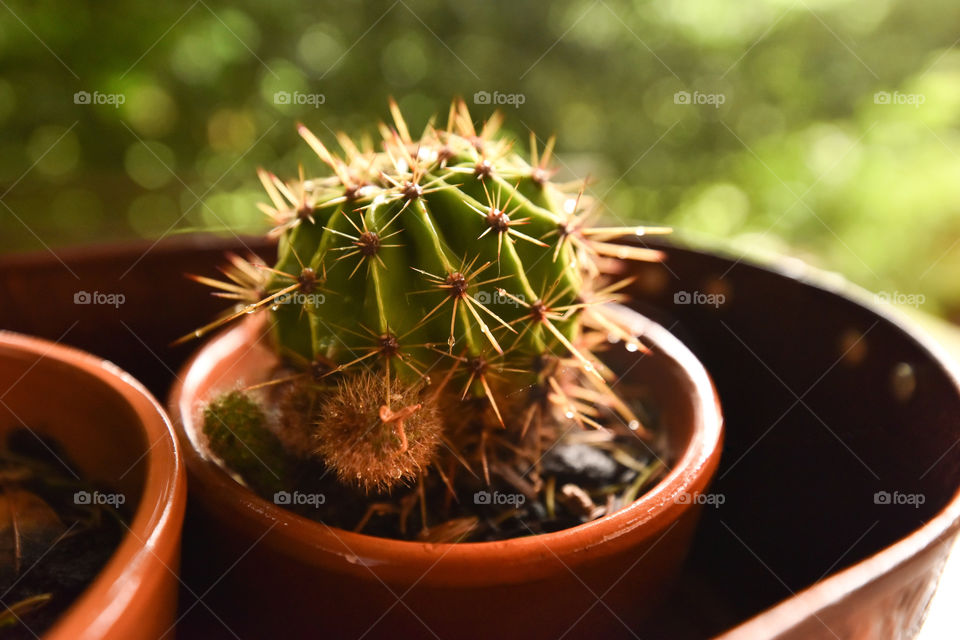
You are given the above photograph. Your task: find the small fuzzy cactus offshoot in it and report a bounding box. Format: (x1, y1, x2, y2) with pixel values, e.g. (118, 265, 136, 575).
(186, 99, 670, 507)
(202, 391, 292, 493)
(316, 370, 441, 493)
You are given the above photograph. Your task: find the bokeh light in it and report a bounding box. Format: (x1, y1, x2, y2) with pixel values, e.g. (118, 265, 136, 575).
(0, 0, 958, 321)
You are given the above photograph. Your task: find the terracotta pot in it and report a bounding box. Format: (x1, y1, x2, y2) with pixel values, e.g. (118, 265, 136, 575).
(168, 305, 722, 639)
(0, 331, 186, 640)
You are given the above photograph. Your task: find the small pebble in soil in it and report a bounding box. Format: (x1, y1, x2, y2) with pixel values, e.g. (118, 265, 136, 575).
(542, 443, 620, 485)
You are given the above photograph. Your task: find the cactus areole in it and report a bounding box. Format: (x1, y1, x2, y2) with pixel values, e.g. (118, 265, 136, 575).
(188, 100, 673, 540)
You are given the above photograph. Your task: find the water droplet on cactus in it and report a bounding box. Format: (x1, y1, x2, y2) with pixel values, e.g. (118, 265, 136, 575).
(270, 304, 280, 312)
(244, 304, 257, 315)
(563, 198, 577, 214)
(625, 342, 638, 353)
(628, 420, 640, 431)
(564, 410, 575, 419)
(447, 336, 456, 348)
(634, 227, 646, 236)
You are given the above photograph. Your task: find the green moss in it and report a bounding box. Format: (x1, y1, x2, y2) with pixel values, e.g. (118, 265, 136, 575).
(202, 391, 294, 493)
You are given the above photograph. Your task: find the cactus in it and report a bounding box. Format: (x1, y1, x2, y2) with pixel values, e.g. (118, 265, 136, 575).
(187, 99, 670, 512)
(202, 390, 293, 493)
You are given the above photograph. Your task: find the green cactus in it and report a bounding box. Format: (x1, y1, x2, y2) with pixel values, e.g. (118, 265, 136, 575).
(202, 390, 293, 493)
(188, 99, 669, 504)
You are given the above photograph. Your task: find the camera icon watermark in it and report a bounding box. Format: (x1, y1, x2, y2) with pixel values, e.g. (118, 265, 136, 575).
(873, 91, 925, 107)
(473, 90, 526, 109)
(74, 490, 126, 507)
(674, 90, 725, 109)
(73, 90, 126, 108)
(673, 290, 725, 308)
(74, 290, 126, 308)
(273, 490, 326, 508)
(474, 290, 524, 307)
(675, 491, 725, 507)
(874, 490, 925, 508)
(874, 290, 925, 308)
(473, 490, 526, 506)
(274, 292, 326, 306)
(273, 91, 326, 107)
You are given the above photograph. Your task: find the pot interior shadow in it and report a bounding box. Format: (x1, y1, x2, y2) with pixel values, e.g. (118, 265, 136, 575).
(628, 239, 960, 637)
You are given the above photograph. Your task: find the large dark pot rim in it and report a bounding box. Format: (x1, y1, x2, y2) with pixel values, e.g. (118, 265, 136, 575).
(679, 243, 960, 638)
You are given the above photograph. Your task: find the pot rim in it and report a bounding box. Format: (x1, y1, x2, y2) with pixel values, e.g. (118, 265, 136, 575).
(0, 330, 186, 640)
(704, 252, 960, 639)
(170, 305, 723, 569)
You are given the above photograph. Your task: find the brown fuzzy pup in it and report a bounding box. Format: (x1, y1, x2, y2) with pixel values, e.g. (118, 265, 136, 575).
(315, 370, 441, 494)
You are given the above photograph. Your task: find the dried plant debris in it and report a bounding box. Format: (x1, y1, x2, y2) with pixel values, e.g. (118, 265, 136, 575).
(0, 429, 125, 638)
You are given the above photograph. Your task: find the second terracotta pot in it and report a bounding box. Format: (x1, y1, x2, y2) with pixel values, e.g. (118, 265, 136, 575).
(0, 331, 186, 640)
(170, 306, 723, 639)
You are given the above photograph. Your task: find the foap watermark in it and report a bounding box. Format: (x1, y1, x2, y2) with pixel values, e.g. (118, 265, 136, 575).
(473, 90, 526, 109)
(474, 290, 524, 307)
(874, 490, 925, 508)
(874, 91, 925, 107)
(674, 290, 725, 308)
(674, 90, 725, 109)
(874, 291, 925, 308)
(474, 490, 526, 506)
(675, 491, 725, 507)
(274, 292, 326, 306)
(73, 90, 126, 108)
(74, 290, 125, 308)
(74, 490, 126, 507)
(274, 490, 326, 508)
(274, 91, 326, 107)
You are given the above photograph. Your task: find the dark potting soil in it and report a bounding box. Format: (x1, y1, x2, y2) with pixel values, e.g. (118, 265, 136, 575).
(208, 367, 671, 542)
(0, 429, 126, 638)
(265, 434, 666, 542)
(238, 402, 669, 543)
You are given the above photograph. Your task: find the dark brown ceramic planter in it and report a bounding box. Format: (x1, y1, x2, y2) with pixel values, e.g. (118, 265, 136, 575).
(168, 306, 723, 639)
(6, 235, 959, 637)
(0, 331, 186, 640)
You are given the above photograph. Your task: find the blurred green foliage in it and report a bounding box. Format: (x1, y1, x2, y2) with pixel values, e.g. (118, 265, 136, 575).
(1, 0, 959, 316)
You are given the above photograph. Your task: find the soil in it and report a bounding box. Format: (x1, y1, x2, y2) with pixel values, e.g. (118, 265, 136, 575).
(228, 378, 671, 543)
(0, 429, 126, 638)
(280, 436, 665, 542)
